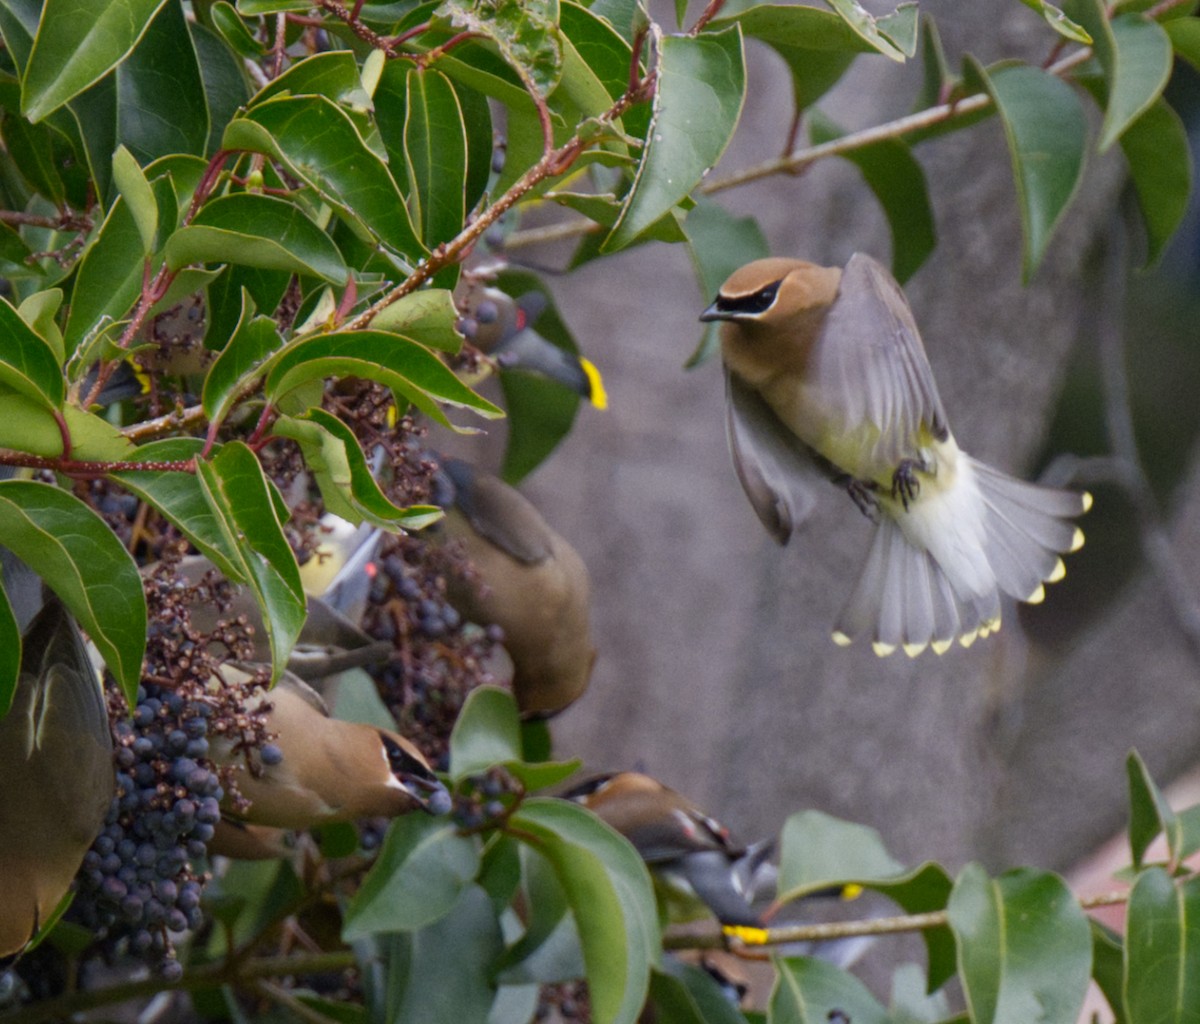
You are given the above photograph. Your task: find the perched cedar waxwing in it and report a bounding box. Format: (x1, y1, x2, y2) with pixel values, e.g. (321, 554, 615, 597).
(564, 772, 771, 929)
(461, 285, 608, 409)
(0, 598, 114, 956)
(435, 457, 596, 718)
(702, 253, 1091, 656)
(169, 556, 391, 683)
(212, 669, 450, 829)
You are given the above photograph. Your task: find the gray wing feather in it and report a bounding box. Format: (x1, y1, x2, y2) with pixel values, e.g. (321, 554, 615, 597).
(725, 367, 824, 544)
(812, 253, 948, 466)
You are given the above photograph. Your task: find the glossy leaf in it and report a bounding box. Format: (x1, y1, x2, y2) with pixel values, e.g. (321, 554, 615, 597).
(509, 798, 659, 1024)
(1125, 868, 1200, 1024)
(776, 810, 904, 903)
(683, 199, 769, 367)
(1127, 748, 1176, 868)
(968, 59, 1086, 279)
(210, 2, 261, 59)
(201, 292, 282, 426)
(195, 442, 306, 681)
(190, 20, 249, 156)
(0, 480, 146, 705)
(605, 27, 745, 251)
(21, 0, 167, 122)
(167, 193, 347, 284)
(111, 145, 156, 253)
(274, 408, 443, 531)
(114, 0, 208, 163)
(223, 94, 423, 259)
(62, 196, 145, 353)
(449, 685, 523, 780)
(1016, 0, 1092, 44)
(1120, 99, 1192, 266)
(1089, 921, 1126, 1024)
(947, 863, 1091, 1024)
(1066, 0, 1172, 150)
(1, 110, 65, 205)
(404, 68, 467, 248)
(824, 0, 907, 61)
(343, 815, 480, 938)
(264, 330, 503, 429)
(877, 2, 919, 57)
(650, 960, 749, 1024)
(0, 294, 65, 409)
(17, 289, 64, 363)
(370, 289, 462, 352)
(251, 50, 369, 109)
(809, 110, 935, 283)
(379, 886, 504, 1024)
(112, 438, 243, 582)
(769, 956, 889, 1024)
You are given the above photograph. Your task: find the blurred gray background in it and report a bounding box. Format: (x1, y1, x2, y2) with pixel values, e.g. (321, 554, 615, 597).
(452, 0, 1200, 892)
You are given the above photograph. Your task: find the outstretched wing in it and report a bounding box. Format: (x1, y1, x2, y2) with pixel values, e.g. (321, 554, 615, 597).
(725, 367, 826, 543)
(810, 253, 948, 469)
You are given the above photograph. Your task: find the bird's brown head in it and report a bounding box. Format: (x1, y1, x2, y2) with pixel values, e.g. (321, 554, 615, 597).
(700, 258, 840, 326)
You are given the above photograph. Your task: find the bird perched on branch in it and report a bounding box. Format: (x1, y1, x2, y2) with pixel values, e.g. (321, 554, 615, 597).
(0, 598, 114, 956)
(434, 457, 596, 719)
(701, 252, 1090, 656)
(564, 771, 771, 929)
(211, 670, 449, 829)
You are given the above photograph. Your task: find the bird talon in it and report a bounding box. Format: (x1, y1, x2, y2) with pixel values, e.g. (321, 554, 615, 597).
(839, 476, 879, 520)
(891, 460, 923, 510)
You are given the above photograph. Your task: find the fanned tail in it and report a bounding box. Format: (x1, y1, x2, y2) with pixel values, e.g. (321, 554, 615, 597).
(832, 455, 1089, 656)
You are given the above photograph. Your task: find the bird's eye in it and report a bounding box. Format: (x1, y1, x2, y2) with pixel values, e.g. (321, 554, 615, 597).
(718, 281, 781, 315)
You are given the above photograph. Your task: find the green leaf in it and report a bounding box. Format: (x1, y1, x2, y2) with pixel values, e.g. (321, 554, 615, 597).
(605, 27, 745, 251)
(0, 480, 146, 705)
(62, 196, 145, 354)
(1016, 0, 1092, 44)
(21, 0, 167, 121)
(877, 2, 919, 57)
(190, 21, 250, 157)
(968, 59, 1086, 280)
(0, 586, 19, 717)
(404, 68, 467, 248)
(1127, 749, 1176, 868)
(343, 815, 480, 938)
(1167, 17, 1200, 70)
(201, 291, 281, 426)
(769, 956, 890, 1024)
(211, 2, 262, 59)
(17, 289, 64, 363)
(440, 0, 563, 97)
(1089, 921, 1126, 1024)
(1119, 99, 1192, 266)
(509, 798, 659, 1024)
(113, 0, 209, 163)
(166, 192, 348, 284)
(264, 330, 503, 429)
(370, 289, 462, 352)
(823, 0, 907, 61)
(1, 109, 65, 205)
(888, 962, 954, 1024)
(650, 960, 749, 1024)
(380, 886, 504, 1024)
(915, 15, 955, 110)
(251, 50, 369, 109)
(196, 441, 306, 681)
(112, 438, 243, 581)
(0, 294, 65, 409)
(274, 408, 442, 531)
(111, 145, 156, 253)
(776, 810, 904, 903)
(449, 685, 523, 779)
(224, 94, 423, 259)
(1125, 867, 1200, 1024)
(947, 863, 1092, 1024)
(1066, 1, 1172, 150)
(808, 110, 935, 283)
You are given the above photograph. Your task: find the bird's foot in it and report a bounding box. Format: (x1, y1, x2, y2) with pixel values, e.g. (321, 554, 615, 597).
(838, 475, 880, 521)
(891, 459, 928, 511)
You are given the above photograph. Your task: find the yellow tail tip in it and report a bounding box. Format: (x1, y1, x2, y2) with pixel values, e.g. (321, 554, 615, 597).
(1048, 558, 1066, 583)
(832, 631, 852, 647)
(722, 925, 769, 945)
(1080, 491, 1094, 513)
(931, 638, 952, 655)
(1070, 527, 1086, 553)
(959, 629, 978, 649)
(902, 642, 927, 658)
(1025, 583, 1046, 605)
(871, 641, 896, 657)
(580, 357, 608, 410)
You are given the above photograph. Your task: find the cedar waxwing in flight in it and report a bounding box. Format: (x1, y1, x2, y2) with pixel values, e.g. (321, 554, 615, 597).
(164, 556, 391, 683)
(459, 285, 608, 409)
(211, 669, 450, 829)
(701, 252, 1091, 656)
(0, 598, 115, 956)
(564, 772, 771, 929)
(434, 457, 596, 719)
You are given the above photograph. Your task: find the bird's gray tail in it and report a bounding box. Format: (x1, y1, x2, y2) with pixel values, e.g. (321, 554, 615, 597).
(833, 456, 1089, 656)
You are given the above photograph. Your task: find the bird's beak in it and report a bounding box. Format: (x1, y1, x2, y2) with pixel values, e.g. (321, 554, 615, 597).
(402, 774, 453, 816)
(699, 300, 731, 323)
